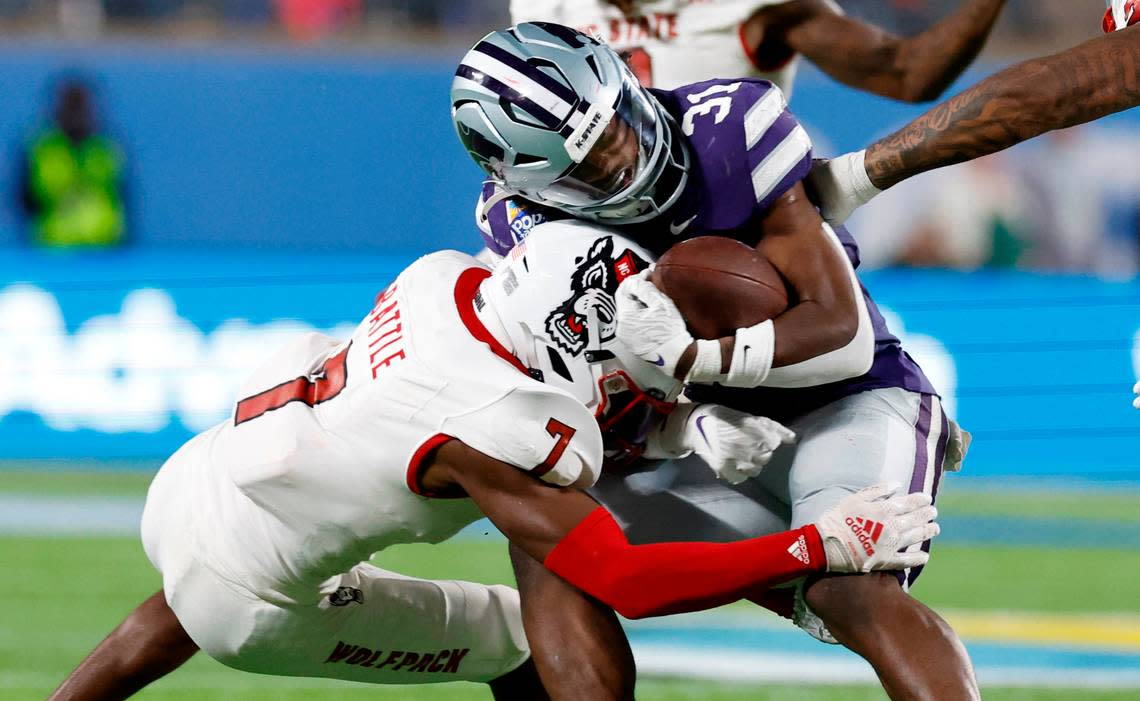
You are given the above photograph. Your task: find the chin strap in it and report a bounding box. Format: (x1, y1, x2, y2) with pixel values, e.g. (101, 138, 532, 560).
(583, 300, 615, 363)
(477, 181, 516, 227)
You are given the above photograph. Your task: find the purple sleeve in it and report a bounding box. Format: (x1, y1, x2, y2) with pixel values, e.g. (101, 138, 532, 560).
(476, 180, 567, 256)
(665, 80, 813, 232)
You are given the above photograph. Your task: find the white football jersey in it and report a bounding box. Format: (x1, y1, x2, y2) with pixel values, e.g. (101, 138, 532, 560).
(144, 251, 602, 604)
(510, 0, 799, 93)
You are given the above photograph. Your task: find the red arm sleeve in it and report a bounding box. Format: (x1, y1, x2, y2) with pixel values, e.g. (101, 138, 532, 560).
(544, 506, 826, 620)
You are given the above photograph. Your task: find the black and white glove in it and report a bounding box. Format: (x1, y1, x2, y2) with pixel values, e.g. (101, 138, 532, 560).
(814, 483, 939, 573)
(807, 151, 882, 226)
(647, 403, 795, 484)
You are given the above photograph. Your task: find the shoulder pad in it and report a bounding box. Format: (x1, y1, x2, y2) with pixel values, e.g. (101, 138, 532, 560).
(476, 181, 568, 257)
(667, 79, 812, 231)
(443, 386, 603, 488)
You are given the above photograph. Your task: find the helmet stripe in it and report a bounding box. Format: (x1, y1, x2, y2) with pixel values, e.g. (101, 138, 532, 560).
(531, 21, 593, 49)
(465, 45, 593, 128)
(473, 40, 580, 106)
(455, 64, 562, 130)
(461, 49, 577, 123)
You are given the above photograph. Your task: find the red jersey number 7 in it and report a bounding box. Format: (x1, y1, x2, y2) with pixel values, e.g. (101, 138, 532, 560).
(533, 418, 577, 477)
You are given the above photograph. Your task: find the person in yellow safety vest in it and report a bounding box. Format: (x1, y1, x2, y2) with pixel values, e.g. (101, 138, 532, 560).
(20, 79, 126, 248)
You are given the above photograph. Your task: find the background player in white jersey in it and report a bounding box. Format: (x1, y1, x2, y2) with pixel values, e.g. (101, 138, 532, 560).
(508, 0, 1008, 99)
(47, 223, 936, 701)
(454, 24, 976, 700)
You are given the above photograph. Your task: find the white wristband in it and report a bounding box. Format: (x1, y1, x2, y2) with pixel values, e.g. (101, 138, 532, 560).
(683, 339, 724, 384)
(724, 320, 775, 387)
(845, 149, 881, 203)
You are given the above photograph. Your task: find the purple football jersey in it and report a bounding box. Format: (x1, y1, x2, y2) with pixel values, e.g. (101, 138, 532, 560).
(477, 79, 810, 254)
(473, 78, 936, 420)
(647, 79, 812, 237)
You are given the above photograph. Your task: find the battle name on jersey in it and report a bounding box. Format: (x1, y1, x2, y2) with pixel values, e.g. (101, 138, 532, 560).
(366, 284, 406, 378)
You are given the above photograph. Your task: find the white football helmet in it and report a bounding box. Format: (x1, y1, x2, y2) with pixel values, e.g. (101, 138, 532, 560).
(478, 220, 681, 465)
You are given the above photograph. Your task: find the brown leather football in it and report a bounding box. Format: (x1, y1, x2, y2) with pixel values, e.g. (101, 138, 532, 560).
(650, 236, 789, 340)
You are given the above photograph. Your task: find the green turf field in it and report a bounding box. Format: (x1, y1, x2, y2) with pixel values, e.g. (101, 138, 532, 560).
(3, 470, 1139, 700)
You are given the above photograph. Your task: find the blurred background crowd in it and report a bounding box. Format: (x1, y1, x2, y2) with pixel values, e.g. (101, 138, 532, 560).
(0, 0, 1105, 47)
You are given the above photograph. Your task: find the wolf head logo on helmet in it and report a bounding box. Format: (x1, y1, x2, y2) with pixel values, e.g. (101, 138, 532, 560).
(478, 221, 680, 466)
(545, 236, 648, 356)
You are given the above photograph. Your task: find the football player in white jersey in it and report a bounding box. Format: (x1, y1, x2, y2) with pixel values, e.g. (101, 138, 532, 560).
(47, 223, 937, 701)
(509, 0, 1008, 98)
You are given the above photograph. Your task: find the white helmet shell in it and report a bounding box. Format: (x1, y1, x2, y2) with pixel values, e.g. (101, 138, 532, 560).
(478, 220, 681, 460)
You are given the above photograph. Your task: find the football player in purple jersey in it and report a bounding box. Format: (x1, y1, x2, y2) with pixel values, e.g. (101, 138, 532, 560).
(453, 23, 977, 701)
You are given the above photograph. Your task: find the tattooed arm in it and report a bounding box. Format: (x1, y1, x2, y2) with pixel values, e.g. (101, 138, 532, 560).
(745, 0, 1007, 103)
(865, 24, 1140, 188)
(809, 25, 1140, 223)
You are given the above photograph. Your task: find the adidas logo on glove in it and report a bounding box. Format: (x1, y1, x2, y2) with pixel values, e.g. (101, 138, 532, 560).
(845, 516, 883, 556)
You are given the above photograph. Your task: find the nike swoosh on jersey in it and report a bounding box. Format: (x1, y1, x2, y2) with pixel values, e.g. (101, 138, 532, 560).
(695, 415, 712, 447)
(651, 354, 666, 366)
(669, 215, 697, 236)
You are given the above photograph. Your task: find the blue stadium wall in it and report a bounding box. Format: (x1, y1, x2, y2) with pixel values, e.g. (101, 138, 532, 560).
(3, 249, 1138, 478)
(0, 44, 1137, 477)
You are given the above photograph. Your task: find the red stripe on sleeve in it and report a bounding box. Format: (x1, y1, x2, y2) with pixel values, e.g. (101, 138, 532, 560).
(544, 507, 825, 619)
(405, 433, 458, 498)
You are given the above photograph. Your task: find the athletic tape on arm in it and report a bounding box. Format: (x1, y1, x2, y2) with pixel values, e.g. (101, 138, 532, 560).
(763, 223, 874, 387)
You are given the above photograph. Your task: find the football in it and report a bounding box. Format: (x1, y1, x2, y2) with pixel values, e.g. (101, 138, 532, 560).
(650, 236, 789, 339)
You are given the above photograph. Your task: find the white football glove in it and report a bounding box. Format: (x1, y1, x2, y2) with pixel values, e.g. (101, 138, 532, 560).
(793, 580, 839, 645)
(615, 269, 695, 379)
(1133, 381, 1139, 409)
(814, 483, 939, 574)
(690, 405, 796, 484)
(806, 150, 882, 226)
